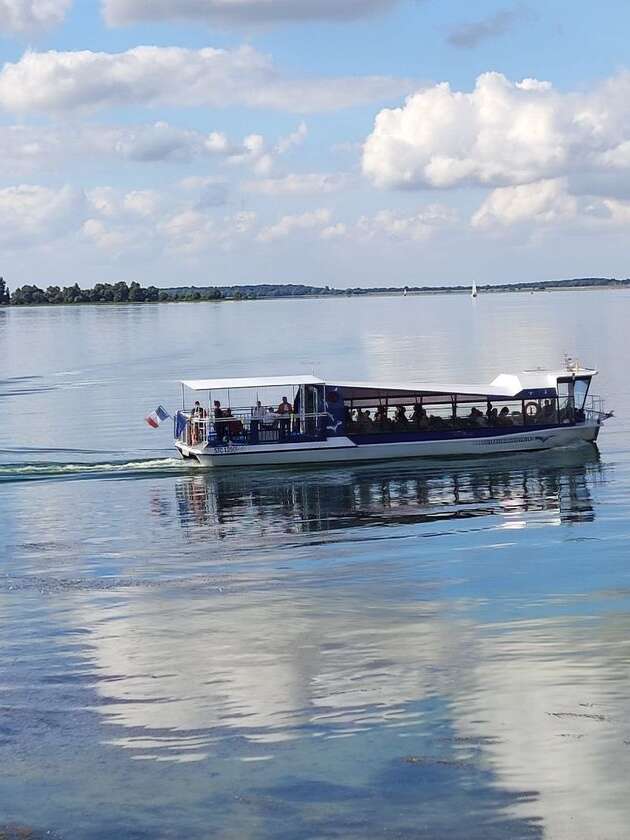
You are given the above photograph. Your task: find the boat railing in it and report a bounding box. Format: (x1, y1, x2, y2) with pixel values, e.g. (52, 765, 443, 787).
(584, 394, 608, 423)
(175, 408, 329, 447)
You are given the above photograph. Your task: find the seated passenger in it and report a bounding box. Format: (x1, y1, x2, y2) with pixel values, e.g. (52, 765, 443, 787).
(413, 405, 429, 429)
(468, 406, 485, 426)
(225, 408, 243, 438)
(375, 405, 388, 430)
(395, 405, 409, 428)
(358, 409, 374, 432)
(497, 406, 513, 426)
(541, 400, 556, 422)
(488, 407, 498, 424)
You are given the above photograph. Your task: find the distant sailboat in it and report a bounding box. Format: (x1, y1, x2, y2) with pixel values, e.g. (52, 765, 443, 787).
(403, 286, 408, 296)
(471, 280, 478, 299)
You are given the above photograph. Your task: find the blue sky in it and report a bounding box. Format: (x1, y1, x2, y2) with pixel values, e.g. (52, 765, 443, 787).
(1, 0, 630, 289)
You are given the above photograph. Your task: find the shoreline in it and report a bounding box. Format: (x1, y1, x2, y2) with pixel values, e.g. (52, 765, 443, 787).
(2, 281, 630, 307)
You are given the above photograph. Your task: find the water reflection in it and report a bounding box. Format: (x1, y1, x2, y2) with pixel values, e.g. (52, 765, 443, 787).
(71, 447, 608, 764)
(172, 446, 603, 541)
(452, 616, 630, 838)
(10, 444, 630, 838)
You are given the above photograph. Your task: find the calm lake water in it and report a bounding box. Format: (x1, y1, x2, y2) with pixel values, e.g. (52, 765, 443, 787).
(2, 291, 630, 839)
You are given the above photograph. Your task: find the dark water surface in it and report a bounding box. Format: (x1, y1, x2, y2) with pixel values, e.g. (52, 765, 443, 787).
(2, 292, 630, 839)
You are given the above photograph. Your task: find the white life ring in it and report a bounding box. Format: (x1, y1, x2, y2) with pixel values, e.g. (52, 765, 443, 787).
(524, 401, 540, 418)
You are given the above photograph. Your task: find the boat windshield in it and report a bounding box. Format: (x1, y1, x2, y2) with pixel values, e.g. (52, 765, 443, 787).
(573, 378, 591, 409)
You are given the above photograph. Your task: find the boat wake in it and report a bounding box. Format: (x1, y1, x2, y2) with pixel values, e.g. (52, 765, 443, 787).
(0, 457, 193, 483)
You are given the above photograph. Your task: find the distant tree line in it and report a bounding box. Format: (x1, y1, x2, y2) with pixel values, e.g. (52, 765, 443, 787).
(1, 275, 630, 307)
(1, 279, 224, 306)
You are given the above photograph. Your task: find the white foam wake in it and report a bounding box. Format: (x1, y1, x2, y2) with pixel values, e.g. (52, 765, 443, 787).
(0, 457, 192, 481)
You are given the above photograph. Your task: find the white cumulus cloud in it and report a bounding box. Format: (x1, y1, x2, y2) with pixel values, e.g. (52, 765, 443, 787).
(472, 178, 578, 228)
(275, 120, 307, 154)
(363, 71, 630, 191)
(469, 176, 630, 233)
(257, 208, 331, 242)
(357, 205, 457, 240)
(323, 205, 457, 242)
(0, 45, 412, 114)
(321, 222, 347, 239)
(243, 173, 347, 195)
(103, 0, 401, 26)
(157, 209, 257, 254)
(0, 121, 305, 176)
(0, 184, 85, 247)
(0, 0, 71, 33)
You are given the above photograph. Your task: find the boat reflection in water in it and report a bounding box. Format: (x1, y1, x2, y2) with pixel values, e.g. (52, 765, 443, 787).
(173, 445, 602, 541)
(68, 445, 630, 838)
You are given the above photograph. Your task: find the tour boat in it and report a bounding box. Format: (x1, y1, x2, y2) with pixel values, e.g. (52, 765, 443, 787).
(173, 363, 611, 468)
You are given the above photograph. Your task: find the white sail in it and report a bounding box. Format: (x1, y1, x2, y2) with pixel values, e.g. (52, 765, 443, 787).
(471, 280, 478, 298)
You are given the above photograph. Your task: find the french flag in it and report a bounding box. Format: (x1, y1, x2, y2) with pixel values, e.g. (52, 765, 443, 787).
(145, 405, 170, 428)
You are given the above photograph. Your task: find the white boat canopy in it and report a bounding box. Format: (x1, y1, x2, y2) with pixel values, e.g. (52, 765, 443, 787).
(181, 367, 597, 397)
(181, 374, 325, 391)
(335, 367, 597, 401)
(334, 380, 513, 399)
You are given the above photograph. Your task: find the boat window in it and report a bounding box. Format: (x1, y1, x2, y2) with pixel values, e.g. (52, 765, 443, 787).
(557, 380, 575, 423)
(342, 398, 533, 432)
(521, 397, 558, 425)
(573, 378, 590, 410)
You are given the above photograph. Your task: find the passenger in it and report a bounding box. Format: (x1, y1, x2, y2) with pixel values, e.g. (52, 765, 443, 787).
(497, 406, 513, 426)
(375, 405, 387, 430)
(190, 400, 203, 444)
(468, 406, 484, 426)
(213, 399, 225, 438)
(542, 400, 556, 422)
(225, 408, 243, 438)
(277, 395, 292, 437)
(488, 407, 498, 425)
(395, 405, 409, 428)
(359, 409, 374, 432)
(196, 400, 210, 443)
(344, 406, 354, 430)
(413, 405, 429, 429)
(252, 400, 266, 420)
